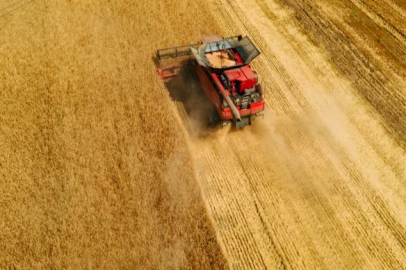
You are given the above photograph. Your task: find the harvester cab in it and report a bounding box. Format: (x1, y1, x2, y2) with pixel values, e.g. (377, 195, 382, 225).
(156, 35, 265, 128)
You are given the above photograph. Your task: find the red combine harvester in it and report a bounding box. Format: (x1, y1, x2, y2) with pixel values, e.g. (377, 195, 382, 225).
(156, 35, 264, 128)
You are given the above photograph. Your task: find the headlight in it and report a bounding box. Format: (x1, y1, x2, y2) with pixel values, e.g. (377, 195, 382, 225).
(251, 93, 260, 103)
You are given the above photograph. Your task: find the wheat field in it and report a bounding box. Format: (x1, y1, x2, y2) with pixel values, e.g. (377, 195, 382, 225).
(2, 0, 406, 269)
(0, 0, 227, 269)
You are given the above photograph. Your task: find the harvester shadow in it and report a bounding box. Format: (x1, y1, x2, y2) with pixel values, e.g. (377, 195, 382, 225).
(162, 62, 220, 138)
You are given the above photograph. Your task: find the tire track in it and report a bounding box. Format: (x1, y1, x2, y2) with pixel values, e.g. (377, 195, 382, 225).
(194, 139, 271, 269)
(278, 115, 406, 269)
(275, 0, 406, 148)
(227, 115, 384, 269)
(278, 123, 375, 269)
(198, 139, 278, 267)
(270, 12, 406, 261)
(256, 0, 406, 192)
(227, 129, 327, 269)
(310, 119, 406, 268)
(228, 137, 297, 270)
(349, 0, 406, 45)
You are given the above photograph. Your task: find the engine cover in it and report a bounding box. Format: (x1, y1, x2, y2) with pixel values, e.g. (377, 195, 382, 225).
(223, 65, 257, 92)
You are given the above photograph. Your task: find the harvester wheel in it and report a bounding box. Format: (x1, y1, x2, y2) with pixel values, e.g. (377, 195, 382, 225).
(209, 116, 215, 124)
(209, 114, 219, 128)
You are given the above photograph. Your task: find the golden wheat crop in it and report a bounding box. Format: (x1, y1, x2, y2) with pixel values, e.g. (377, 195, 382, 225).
(0, 0, 227, 269)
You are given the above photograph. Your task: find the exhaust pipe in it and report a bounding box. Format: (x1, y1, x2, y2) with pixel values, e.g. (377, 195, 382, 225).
(223, 94, 242, 122)
(211, 74, 241, 122)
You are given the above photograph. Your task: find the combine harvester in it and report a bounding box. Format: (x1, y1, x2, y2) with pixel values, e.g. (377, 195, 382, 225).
(156, 35, 265, 128)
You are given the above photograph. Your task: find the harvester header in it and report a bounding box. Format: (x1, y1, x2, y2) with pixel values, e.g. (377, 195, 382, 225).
(156, 35, 260, 78)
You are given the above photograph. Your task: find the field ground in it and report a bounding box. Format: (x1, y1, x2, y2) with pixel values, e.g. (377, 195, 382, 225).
(173, 0, 406, 269)
(1, 0, 406, 269)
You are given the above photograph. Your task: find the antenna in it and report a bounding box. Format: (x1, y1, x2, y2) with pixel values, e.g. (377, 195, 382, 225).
(221, 38, 226, 68)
